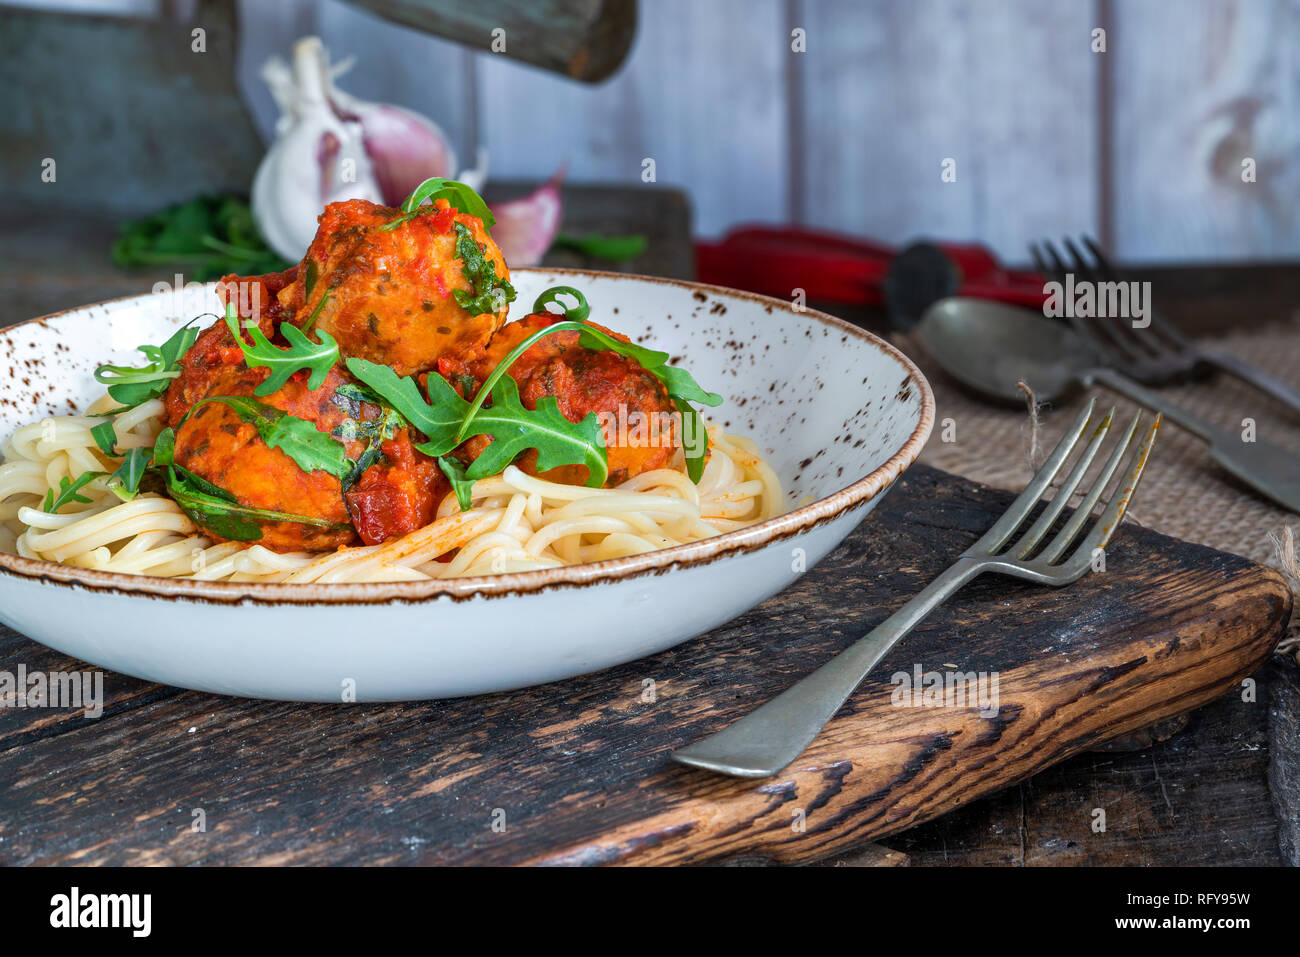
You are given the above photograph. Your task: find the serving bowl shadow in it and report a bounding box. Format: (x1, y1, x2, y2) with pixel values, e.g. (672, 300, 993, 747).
(0, 269, 933, 700)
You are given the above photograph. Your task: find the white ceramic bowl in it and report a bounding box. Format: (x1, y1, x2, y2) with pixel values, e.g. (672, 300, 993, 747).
(0, 270, 933, 700)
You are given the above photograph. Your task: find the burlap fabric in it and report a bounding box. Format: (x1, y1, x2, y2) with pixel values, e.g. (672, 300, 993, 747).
(894, 315, 1300, 660)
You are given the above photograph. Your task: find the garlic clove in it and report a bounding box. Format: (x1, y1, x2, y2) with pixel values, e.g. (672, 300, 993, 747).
(348, 103, 457, 207)
(488, 171, 565, 268)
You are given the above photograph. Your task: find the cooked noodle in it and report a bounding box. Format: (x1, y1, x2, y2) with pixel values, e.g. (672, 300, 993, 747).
(0, 392, 784, 583)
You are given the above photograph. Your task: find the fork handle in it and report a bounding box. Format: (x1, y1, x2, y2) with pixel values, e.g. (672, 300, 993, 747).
(1196, 348, 1300, 420)
(1084, 367, 1219, 443)
(671, 558, 984, 778)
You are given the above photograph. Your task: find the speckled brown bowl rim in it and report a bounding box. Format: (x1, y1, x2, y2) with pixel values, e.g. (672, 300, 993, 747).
(0, 268, 935, 605)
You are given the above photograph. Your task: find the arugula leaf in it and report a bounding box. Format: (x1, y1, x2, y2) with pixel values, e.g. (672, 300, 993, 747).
(528, 292, 724, 410)
(329, 383, 404, 491)
(223, 302, 340, 396)
(89, 412, 152, 501)
(345, 359, 468, 456)
(42, 472, 104, 513)
(573, 324, 721, 483)
(106, 448, 151, 501)
(303, 259, 319, 300)
(351, 286, 727, 497)
(151, 424, 346, 537)
(90, 421, 118, 456)
(348, 357, 610, 503)
(552, 233, 647, 262)
(112, 195, 290, 282)
(461, 376, 608, 487)
(163, 466, 260, 542)
(436, 456, 477, 512)
(154, 426, 177, 467)
(94, 319, 200, 410)
(533, 285, 590, 322)
(193, 396, 349, 480)
(455, 302, 723, 483)
(299, 291, 331, 334)
(575, 327, 723, 408)
(452, 222, 516, 317)
(163, 463, 349, 542)
(381, 177, 497, 231)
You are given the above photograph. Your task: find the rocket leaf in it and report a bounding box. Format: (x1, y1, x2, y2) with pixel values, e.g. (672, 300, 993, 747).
(193, 395, 350, 480)
(458, 375, 607, 486)
(223, 302, 339, 396)
(93, 319, 200, 410)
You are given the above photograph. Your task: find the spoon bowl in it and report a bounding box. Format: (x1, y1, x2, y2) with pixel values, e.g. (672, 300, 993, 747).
(916, 297, 1300, 514)
(918, 297, 1099, 403)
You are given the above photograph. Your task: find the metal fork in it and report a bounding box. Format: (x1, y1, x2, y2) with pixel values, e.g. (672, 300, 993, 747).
(1031, 236, 1300, 418)
(672, 399, 1160, 779)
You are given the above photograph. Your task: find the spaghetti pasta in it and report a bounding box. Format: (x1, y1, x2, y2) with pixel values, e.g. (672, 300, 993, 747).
(0, 391, 783, 584)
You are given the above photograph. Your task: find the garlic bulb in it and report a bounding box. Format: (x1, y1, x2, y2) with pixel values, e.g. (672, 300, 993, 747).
(252, 36, 487, 263)
(252, 37, 380, 261)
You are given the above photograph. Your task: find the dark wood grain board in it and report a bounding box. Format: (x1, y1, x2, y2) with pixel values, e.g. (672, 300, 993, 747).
(0, 465, 1288, 865)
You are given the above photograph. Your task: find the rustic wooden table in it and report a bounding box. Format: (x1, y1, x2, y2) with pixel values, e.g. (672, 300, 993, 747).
(0, 185, 1296, 865)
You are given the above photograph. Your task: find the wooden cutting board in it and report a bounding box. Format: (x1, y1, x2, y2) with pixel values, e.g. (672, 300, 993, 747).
(0, 465, 1288, 865)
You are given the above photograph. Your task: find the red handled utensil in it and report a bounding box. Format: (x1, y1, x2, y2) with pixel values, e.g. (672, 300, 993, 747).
(694, 225, 1048, 328)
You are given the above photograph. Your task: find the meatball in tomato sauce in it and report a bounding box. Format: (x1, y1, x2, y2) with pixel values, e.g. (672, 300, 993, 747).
(271, 198, 511, 377)
(165, 321, 447, 552)
(437, 313, 680, 486)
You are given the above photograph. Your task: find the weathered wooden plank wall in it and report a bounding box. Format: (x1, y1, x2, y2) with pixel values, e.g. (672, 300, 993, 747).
(1110, 0, 1300, 261)
(234, 0, 1109, 252)
(15, 0, 1293, 262)
(792, 0, 1100, 257)
(476, 0, 792, 237)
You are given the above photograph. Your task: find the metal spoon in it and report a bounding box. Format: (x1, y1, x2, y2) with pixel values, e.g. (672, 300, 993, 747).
(917, 297, 1300, 514)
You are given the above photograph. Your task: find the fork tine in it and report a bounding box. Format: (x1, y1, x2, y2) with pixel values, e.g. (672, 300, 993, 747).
(1080, 235, 1122, 281)
(1036, 240, 1114, 357)
(1055, 238, 1154, 363)
(1029, 240, 1097, 343)
(1075, 412, 1161, 554)
(1081, 234, 1190, 351)
(1066, 237, 1168, 360)
(1028, 241, 1057, 280)
(1038, 410, 1143, 564)
(1011, 408, 1114, 558)
(975, 398, 1096, 554)
(1060, 236, 1102, 282)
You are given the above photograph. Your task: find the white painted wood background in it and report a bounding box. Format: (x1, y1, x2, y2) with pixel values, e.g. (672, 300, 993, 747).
(227, 0, 1300, 263)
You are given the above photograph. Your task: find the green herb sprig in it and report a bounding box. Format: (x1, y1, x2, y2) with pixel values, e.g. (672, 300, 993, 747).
(345, 358, 609, 509)
(381, 177, 497, 232)
(329, 383, 404, 491)
(532, 285, 590, 322)
(112, 195, 290, 282)
(452, 222, 516, 317)
(434, 455, 477, 511)
(222, 302, 340, 396)
(93, 320, 200, 411)
(552, 233, 647, 262)
(42, 472, 104, 513)
(105, 448, 151, 501)
(191, 396, 350, 481)
(87, 420, 151, 501)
